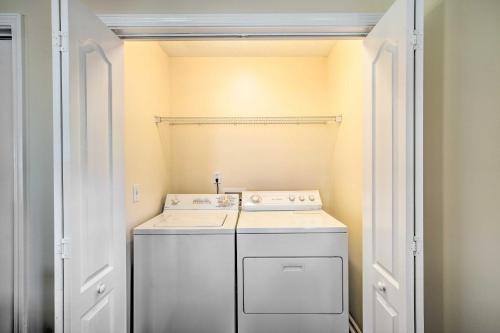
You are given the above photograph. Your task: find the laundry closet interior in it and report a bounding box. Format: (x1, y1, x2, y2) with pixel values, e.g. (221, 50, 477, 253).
(124, 37, 364, 320)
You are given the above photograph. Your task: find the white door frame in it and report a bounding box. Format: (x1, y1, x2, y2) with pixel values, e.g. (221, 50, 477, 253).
(51, 1, 64, 331)
(53, 11, 423, 332)
(98, 13, 383, 39)
(0, 13, 25, 333)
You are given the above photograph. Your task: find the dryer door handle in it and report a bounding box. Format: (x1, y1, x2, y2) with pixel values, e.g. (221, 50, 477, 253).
(282, 265, 304, 272)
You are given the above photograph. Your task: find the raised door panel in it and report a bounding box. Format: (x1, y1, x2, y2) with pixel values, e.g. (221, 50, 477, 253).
(374, 292, 397, 333)
(372, 42, 400, 284)
(81, 296, 113, 333)
(370, 40, 402, 332)
(79, 41, 114, 295)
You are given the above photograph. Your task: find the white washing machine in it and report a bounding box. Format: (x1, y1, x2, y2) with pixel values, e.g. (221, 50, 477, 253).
(133, 193, 239, 333)
(237, 190, 348, 333)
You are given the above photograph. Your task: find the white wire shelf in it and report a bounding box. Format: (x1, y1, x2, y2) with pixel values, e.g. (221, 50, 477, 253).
(153, 115, 343, 125)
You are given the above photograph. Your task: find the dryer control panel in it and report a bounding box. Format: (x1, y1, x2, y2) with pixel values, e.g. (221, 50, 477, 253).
(242, 190, 322, 211)
(164, 194, 239, 210)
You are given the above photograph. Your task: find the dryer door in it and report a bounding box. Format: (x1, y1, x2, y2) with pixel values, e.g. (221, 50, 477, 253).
(243, 257, 343, 314)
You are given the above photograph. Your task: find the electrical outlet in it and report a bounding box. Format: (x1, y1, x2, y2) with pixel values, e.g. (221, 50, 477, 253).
(132, 184, 140, 203)
(212, 172, 223, 184)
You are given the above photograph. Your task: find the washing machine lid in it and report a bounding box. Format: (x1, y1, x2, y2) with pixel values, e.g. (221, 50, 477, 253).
(237, 210, 347, 234)
(134, 210, 238, 235)
(154, 212, 227, 227)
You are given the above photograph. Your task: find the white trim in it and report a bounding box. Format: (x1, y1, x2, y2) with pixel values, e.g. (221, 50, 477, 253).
(50, 0, 64, 332)
(349, 314, 363, 333)
(0, 13, 25, 333)
(414, 0, 425, 332)
(98, 13, 383, 38)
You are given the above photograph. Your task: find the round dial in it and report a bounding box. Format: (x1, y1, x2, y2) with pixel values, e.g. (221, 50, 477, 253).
(299, 195, 305, 201)
(250, 194, 262, 203)
(309, 195, 315, 201)
(289, 195, 296, 202)
(218, 195, 231, 207)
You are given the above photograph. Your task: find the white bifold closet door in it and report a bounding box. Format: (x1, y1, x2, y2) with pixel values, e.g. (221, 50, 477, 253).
(0, 39, 14, 333)
(363, 0, 422, 332)
(53, 0, 126, 331)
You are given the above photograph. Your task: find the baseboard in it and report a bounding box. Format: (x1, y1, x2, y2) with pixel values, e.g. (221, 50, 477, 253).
(349, 314, 362, 333)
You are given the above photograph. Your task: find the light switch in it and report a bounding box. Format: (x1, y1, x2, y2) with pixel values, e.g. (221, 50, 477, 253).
(132, 184, 140, 203)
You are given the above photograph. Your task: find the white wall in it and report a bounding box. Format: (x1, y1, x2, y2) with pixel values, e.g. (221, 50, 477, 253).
(0, 39, 14, 333)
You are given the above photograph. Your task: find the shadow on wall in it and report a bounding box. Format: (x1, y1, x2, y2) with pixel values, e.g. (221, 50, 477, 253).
(423, 0, 444, 332)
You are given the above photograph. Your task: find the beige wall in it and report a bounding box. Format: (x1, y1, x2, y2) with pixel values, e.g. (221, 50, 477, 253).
(123, 40, 171, 329)
(169, 57, 329, 117)
(425, 0, 500, 332)
(0, 1, 54, 331)
(124, 41, 170, 233)
(423, 0, 444, 331)
(82, 0, 393, 14)
(167, 56, 338, 201)
(326, 40, 365, 328)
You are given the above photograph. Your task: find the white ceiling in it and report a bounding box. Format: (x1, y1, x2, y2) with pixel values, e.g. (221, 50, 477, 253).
(159, 40, 337, 57)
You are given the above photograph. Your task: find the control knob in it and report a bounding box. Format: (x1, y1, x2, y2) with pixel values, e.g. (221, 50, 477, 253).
(289, 195, 296, 202)
(218, 195, 231, 207)
(309, 195, 315, 201)
(250, 194, 262, 204)
(299, 195, 305, 202)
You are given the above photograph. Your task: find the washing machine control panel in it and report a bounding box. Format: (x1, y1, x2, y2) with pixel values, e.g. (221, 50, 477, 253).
(164, 194, 239, 210)
(242, 190, 322, 211)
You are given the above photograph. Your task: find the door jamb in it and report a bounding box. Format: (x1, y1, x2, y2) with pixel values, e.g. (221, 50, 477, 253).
(0, 13, 25, 333)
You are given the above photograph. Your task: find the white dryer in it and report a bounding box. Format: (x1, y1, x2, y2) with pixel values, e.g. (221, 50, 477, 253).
(237, 191, 348, 333)
(134, 193, 239, 333)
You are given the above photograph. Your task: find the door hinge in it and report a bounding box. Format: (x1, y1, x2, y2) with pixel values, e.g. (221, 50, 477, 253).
(58, 237, 71, 259)
(411, 30, 423, 50)
(52, 30, 68, 53)
(411, 236, 423, 256)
